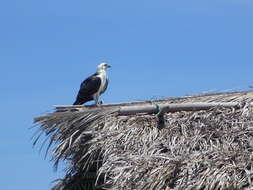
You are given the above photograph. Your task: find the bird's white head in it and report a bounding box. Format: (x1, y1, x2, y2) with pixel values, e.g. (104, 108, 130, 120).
(97, 62, 111, 71)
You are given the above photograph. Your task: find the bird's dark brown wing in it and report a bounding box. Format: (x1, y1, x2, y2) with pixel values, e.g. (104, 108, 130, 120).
(73, 74, 101, 105)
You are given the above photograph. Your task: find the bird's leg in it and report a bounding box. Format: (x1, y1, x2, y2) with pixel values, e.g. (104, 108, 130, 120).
(97, 99, 104, 106)
(94, 94, 100, 106)
(96, 99, 103, 106)
(94, 95, 103, 106)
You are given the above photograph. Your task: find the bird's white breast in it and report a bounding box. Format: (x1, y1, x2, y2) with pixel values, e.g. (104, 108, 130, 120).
(97, 70, 107, 94)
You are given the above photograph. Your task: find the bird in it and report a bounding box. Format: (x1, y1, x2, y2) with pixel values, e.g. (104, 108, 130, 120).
(73, 62, 111, 105)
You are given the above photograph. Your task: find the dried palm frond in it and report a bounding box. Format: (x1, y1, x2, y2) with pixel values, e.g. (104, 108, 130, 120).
(34, 107, 118, 190)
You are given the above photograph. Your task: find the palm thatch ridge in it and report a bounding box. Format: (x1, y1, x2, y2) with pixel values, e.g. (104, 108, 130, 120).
(34, 90, 253, 190)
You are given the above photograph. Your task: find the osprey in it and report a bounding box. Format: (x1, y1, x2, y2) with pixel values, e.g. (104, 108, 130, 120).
(73, 63, 111, 105)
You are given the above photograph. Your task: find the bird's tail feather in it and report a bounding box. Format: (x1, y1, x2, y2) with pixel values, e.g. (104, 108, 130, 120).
(73, 96, 92, 105)
(73, 98, 82, 105)
(73, 100, 81, 105)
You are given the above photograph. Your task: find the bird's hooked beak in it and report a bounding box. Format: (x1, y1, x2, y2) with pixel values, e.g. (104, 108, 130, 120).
(106, 64, 111, 68)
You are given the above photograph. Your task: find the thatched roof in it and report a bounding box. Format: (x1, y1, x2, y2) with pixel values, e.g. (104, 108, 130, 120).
(34, 91, 253, 190)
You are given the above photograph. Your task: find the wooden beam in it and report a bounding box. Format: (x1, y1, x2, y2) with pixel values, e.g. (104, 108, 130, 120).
(54, 102, 247, 116)
(118, 102, 242, 115)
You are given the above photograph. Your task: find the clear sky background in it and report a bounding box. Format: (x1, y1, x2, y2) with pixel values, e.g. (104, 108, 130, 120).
(1, 0, 253, 189)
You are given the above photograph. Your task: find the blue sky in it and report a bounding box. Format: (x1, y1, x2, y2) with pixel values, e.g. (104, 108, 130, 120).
(1, 0, 253, 189)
